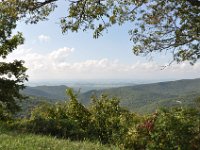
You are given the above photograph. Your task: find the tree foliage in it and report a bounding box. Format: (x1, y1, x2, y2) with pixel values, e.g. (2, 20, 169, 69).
(12, 0, 199, 64)
(0, 0, 58, 114)
(0, 2, 28, 114)
(63, 0, 200, 64)
(89, 94, 130, 144)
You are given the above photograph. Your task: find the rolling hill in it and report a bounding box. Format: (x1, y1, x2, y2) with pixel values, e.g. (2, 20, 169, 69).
(21, 78, 200, 113)
(21, 85, 69, 100)
(79, 78, 200, 113)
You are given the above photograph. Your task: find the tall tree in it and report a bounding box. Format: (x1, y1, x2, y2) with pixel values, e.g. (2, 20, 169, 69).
(0, 0, 56, 114)
(0, 2, 27, 114)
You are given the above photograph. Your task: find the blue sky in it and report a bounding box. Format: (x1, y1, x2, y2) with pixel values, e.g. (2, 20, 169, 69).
(4, 1, 200, 83)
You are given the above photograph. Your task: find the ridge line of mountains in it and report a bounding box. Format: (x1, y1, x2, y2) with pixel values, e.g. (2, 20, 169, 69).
(21, 78, 200, 113)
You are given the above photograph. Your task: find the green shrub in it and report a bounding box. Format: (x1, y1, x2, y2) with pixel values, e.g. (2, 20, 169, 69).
(123, 108, 200, 150)
(88, 94, 130, 144)
(14, 89, 92, 140)
(65, 89, 92, 139)
(0, 104, 11, 121)
(11, 89, 200, 150)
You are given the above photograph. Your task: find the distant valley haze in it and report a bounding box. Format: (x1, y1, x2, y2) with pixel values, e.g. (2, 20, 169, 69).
(25, 77, 197, 87)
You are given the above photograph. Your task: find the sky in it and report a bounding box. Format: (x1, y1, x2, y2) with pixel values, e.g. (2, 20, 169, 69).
(3, 1, 200, 83)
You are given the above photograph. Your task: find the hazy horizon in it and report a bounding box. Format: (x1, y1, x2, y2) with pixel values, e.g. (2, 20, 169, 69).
(25, 77, 199, 87)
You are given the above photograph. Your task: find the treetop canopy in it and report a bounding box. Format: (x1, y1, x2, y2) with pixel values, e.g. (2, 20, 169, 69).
(9, 0, 199, 64)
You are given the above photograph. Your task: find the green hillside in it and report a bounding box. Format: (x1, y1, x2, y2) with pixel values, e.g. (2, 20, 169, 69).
(21, 85, 69, 100)
(17, 96, 60, 118)
(21, 78, 200, 113)
(79, 78, 200, 113)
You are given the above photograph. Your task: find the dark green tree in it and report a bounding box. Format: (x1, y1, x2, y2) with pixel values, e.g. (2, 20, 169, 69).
(0, 0, 56, 114)
(0, 2, 28, 114)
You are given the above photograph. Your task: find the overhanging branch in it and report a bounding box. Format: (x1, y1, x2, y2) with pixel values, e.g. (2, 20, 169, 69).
(186, 0, 200, 7)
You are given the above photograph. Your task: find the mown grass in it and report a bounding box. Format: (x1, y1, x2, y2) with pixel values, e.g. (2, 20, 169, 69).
(0, 123, 119, 150)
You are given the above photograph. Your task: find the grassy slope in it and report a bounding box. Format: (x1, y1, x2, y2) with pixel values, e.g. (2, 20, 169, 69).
(0, 124, 118, 150)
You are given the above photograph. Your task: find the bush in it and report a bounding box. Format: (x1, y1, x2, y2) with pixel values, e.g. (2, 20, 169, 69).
(123, 108, 200, 150)
(14, 89, 92, 140)
(11, 89, 200, 150)
(0, 104, 11, 121)
(88, 94, 131, 144)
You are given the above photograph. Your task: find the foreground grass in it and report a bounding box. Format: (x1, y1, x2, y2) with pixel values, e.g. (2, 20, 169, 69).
(0, 123, 118, 150)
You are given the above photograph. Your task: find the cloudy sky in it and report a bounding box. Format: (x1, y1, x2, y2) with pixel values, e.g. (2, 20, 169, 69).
(4, 1, 200, 83)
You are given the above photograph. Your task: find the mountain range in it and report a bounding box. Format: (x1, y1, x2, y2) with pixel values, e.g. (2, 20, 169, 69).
(21, 78, 200, 113)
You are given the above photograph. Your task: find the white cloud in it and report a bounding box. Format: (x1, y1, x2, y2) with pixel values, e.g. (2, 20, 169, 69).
(49, 47, 74, 62)
(2, 46, 200, 81)
(38, 34, 51, 42)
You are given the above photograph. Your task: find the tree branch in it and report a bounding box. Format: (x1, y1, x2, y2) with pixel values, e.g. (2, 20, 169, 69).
(186, 0, 200, 7)
(33, 0, 58, 10)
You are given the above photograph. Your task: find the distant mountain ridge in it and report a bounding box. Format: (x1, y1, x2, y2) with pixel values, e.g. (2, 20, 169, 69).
(21, 78, 200, 113)
(79, 78, 200, 113)
(21, 85, 69, 100)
